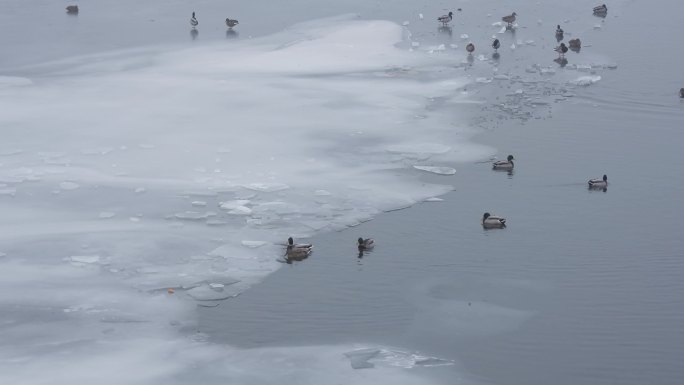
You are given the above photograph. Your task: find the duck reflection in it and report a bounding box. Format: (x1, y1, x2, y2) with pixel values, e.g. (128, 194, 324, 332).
(438, 26, 452, 37)
(226, 29, 239, 39)
(190, 28, 199, 40)
(554, 57, 568, 67)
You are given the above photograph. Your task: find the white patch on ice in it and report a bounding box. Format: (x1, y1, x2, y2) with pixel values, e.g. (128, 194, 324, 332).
(413, 165, 456, 175)
(424, 197, 444, 202)
(191, 201, 207, 207)
(69, 255, 100, 264)
(572, 75, 601, 86)
(98, 211, 116, 219)
(243, 183, 289, 192)
(241, 240, 268, 248)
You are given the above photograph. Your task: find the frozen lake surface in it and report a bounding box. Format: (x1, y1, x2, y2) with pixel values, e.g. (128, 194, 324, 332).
(2, 0, 684, 384)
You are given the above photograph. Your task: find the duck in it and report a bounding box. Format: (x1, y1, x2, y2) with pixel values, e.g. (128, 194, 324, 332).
(680, 88, 684, 98)
(555, 43, 568, 58)
(492, 154, 514, 170)
(190, 12, 198, 28)
(568, 38, 581, 50)
(357, 237, 375, 250)
(226, 18, 239, 29)
(285, 237, 313, 258)
(438, 11, 453, 26)
(556, 25, 564, 35)
(593, 4, 608, 13)
(482, 212, 506, 229)
(466, 43, 475, 54)
(66, 5, 79, 14)
(502, 12, 517, 27)
(492, 38, 501, 51)
(588, 174, 608, 188)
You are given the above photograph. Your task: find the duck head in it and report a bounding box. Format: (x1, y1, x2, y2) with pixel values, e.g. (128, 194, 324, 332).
(507, 155, 515, 162)
(358, 237, 364, 245)
(448, 11, 453, 17)
(287, 237, 294, 246)
(192, 12, 196, 18)
(602, 174, 608, 182)
(483, 212, 491, 220)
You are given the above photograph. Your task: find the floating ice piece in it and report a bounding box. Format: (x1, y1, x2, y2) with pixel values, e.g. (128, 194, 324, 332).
(314, 189, 331, 196)
(243, 182, 289, 192)
(594, 24, 601, 29)
(525, 40, 535, 45)
(411, 42, 420, 47)
(186, 285, 239, 301)
(476, 77, 493, 83)
(460, 34, 469, 40)
(129, 217, 140, 222)
(386, 143, 451, 155)
(191, 201, 207, 207)
(576, 64, 592, 72)
(436, 44, 445, 51)
(424, 197, 444, 202)
(402, 21, 410, 26)
(241, 240, 268, 248)
(98, 211, 116, 219)
(209, 283, 224, 291)
(450, 43, 458, 49)
(573, 75, 601, 86)
(219, 200, 251, 210)
(498, 26, 507, 34)
(227, 206, 252, 215)
(134, 187, 146, 193)
(206, 219, 229, 226)
(540, 67, 556, 75)
(492, 21, 503, 27)
(69, 255, 100, 264)
(59, 181, 79, 190)
(174, 211, 217, 220)
(344, 348, 381, 369)
(510, 43, 516, 50)
(493, 74, 510, 80)
(419, 13, 424, 20)
(413, 166, 456, 175)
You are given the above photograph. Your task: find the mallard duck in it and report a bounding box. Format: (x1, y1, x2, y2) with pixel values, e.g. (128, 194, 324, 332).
(593, 4, 608, 13)
(588, 174, 608, 188)
(286, 237, 313, 258)
(190, 12, 198, 28)
(438, 11, 453, 26)
(482, 212, 506, 229)
(679, 88, 684, 98)
(66, 5, 79, 14)
(502, 12, 517, 27)
(357, 237, 375, 250)
(492, 38, 501, 51)
(568, 38, 581, 49)
(492, 155, 514, 170)
(226, 18, 239, 29)
(555, 43, 568, 58)
(556, 25, 564, 35)
(466, 43, 475, 54)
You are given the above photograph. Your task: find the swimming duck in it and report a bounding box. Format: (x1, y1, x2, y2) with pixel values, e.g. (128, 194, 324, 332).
(555, 43, 568, 58)
(286, 237, 313, 258)
(588, 174, 608, 188)
(438, 11, 453, 26)
(226, 18, 239, 29)
(466, 43, 475, 54)
(492, 38, 501, 51)
(502, 12, 517, 27)
(568, 38, 581, 49)
(357, 237, 375, 250)
(492, 155, 514, 170)
(66, 5, 79, 14)
(679, 88, 684, 98)
(593, 4, 608, 13)
(482, 212, 506, 229)
(190, 12, 198, 28)
(556, 25, 564, 35)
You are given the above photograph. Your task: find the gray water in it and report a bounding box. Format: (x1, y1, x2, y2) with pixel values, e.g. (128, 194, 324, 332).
(199, 1, 684, 384)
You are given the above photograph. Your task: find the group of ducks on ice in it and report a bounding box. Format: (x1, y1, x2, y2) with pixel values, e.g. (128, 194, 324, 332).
(284, 154, 609, 260)
(437, 5, 609, 60)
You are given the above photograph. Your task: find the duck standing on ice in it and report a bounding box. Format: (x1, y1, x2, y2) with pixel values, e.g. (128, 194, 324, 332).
(190, 12, 198, 29)
(438, 11, 453, 26)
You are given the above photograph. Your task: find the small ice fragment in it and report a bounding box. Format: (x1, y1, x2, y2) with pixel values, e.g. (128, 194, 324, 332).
(494, 74, 510, 80)
(134, 187, 146, 193)
(314, 189, 332, 196)
(209, 283, 224, 291)
(525, 40, 535, 45)
(424, 197, 444, 202)
(174, 211, 216, 220)
(219, 200, 251, 210)
(460, 34, 469, 40)
(419, 13, 423, 19)
(498, 26, 507, 34)
(510, 43, 516, 50)
(98, 211, 116, 219)
(241, 240, 268, 248)
(60, 181, 79, 190)
(573, 75, 601, 86)
(70, 255, 100, 264)
(228, 206, 252, 215)
(344, 349, 381, 369)
(436, 44, 445, 51)
(450, 43, 458, 49)
(413, 165, 456, 175)
(191, 201, 207, 207)
(492, 21, 503, 27)
(243, 183, 289, 192)
(129, 217, 140, 222)
(476, 77, 493, 83)
(411, 41, 420, 47)
(402, 21, 410, 26)
(594, 24, 601, 29)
